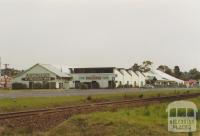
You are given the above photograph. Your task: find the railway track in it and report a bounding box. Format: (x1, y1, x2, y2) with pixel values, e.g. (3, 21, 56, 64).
(0, 93, 200, 120)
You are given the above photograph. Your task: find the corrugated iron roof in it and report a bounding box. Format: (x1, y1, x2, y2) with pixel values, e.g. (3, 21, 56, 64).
(39, 64, 71, 78)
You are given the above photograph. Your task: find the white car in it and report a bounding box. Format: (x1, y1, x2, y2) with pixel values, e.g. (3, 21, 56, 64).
(143, 84, 155, 89)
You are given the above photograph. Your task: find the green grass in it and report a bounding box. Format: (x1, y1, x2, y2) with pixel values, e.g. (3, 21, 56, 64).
(0, 96, 84, 113)
(46, 97, 200, 136)
(0, 89, 199, 113)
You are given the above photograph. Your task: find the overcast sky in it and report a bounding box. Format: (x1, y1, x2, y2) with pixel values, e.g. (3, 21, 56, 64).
(0, 0, 200, 71)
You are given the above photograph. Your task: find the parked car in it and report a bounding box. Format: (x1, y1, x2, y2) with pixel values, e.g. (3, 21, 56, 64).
(142, 84, 155, 89)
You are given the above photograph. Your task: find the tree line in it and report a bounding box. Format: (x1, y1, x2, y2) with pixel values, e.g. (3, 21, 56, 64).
(131, 61, 200, 81)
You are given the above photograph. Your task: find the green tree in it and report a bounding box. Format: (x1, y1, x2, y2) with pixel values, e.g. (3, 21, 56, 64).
(188, 68, 200, 80)
(157, 65, 173, 75)
(140, 61, 153, 72)
(173, 66, 182, 78)
(180, 72, 190, 80)
(131, 63, 140, 71)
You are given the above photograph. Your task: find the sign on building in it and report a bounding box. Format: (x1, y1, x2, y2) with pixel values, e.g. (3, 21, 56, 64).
(22, 73, 53, 81)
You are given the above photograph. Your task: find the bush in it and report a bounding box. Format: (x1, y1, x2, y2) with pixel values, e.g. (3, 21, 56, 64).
(79, 83, 89, 89)
(86, 95, 92, 101)
(186, 90, 190, 94)
(123, 94, 128, 99)
(138, 94, 144, 98)
(108, 81, 116, 89)
(117, 84, 123, 88)
(92, 82, 100, 89)
(143, 109, 151, 116)
(33, 83, 43, 89)
(12, 82, 27, 90)
(124, 84, 132, 88)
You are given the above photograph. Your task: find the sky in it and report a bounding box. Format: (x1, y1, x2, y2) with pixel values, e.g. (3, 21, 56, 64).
(0, 0, 200, 71)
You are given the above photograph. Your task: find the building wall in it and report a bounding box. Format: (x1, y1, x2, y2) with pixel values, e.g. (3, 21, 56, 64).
(70, 73, 116, 88)
(120, 69, 132, 86)
(128, 70, 140, 87)
(114, 69, 124, 87)
(69, 69, 146, 88)
(135, 71, 146, 87)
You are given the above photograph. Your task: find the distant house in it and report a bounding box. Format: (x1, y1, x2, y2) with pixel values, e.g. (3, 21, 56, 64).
(0, 75, 12, 88)
(185, 80, 198, 88)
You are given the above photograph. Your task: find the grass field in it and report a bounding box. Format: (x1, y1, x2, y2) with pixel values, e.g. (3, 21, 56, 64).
(46, 97, 200, 136)
(0, 89, 199, 113)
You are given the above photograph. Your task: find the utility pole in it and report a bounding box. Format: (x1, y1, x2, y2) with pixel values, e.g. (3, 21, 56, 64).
(0, 57, 1, 76)
(3, 63, 9, 88)
(4, 64, 9, 69)
(3, 64, 9, 76)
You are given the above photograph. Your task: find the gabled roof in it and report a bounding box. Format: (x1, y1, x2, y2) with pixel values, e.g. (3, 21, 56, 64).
(155, 70, 184, 83)
(144, 70, 166, 81)
(117, 68, 124, 75)
(135, 71, 145, 77)
(51, 65, 71, 74)
(119, 69, 132, 77)
(125, 69, 132, 76)
(127, 70, 132, 76)
(15, 63, 71, 78)
(127, 69, 139, 77)
(133, 71, 139, 77)
(144, 69, 184, 83)
(40, 64, 71, 77)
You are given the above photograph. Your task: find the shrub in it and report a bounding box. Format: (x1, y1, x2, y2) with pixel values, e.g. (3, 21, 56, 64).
(33, 83, 43, 89)
(92, 82, 100, 89)
(143, 109, 151, 116)
(117, 84, 123, 88)
(138, 94, 144, 98)
(86, 95, 92, 101)
(186, 90, 190, 94)
(123, 94, 127, 99)
(12, 82, 27, 90)
(124, 110, 130, 116)
(124, 84, 129, 88)
(79, 83, 89, 89)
